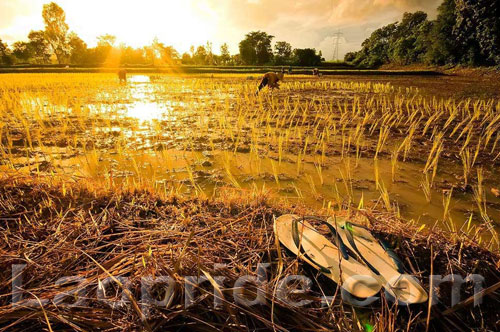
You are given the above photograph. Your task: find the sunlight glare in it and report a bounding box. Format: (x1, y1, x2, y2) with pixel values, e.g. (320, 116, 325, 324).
(66, 0, 215, 52)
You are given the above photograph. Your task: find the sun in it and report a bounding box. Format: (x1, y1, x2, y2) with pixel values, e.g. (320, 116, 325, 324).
(63, 0, 216, 52)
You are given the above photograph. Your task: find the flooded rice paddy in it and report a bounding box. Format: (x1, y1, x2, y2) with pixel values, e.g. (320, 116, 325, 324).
(1, 73, 499, 247)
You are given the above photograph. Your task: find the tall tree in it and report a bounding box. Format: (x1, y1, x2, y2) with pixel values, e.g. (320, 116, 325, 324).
(220, 43, 231, 65)
(0, 39, 7, 55)
(389, 11, 430, 65)
(151, 38, 179, 64)
(42, 2, 70, 64)
(193, 45, 207, 65)
(181, 52, 193, 65)
(120, 45, 148, 65)
(345, 22, 397, 67)
(93, 34, 117, 64)
(274, 41, 293, 65)
(0, 39, 12, 65)
(28, 30, 52, 64)
(239, 31, 274, 65)
(68, 33, 88, 65)
(345, 12, 430, 67)
(293, 48, 322, 66)
(427, 0, 460, 65)
(232, 54, 242, 65)
(454, 0, 500, 65)
(161, 46, 179, 63)
(12, 42, 33, 63)
(150, 37, 162, 66)
(347, 1, 500, 67)
(97, 34, 117, 48)
(205, 41, 214, 65)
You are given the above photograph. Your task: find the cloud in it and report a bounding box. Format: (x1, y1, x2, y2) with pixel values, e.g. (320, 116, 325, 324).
(329, 0, 441, 24)
(208, 0, 440, 30)
(205, 0, 441, 56)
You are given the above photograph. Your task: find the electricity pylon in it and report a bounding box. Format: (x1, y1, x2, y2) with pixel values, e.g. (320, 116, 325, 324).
(332, 31, 344, 61)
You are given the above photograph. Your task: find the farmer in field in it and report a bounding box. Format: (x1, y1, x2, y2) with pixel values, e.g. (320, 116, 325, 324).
(118, 69, 127, 84)
(256, 68, 285, 95)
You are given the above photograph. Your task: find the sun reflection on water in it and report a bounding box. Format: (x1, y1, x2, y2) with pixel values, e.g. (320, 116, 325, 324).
(128, 75, 151, 83)
(126, 101, 169, 122)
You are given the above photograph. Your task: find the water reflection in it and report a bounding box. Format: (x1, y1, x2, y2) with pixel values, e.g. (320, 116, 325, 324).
(126, 75, 169, 121)
(126, 102, 168, 122)
(128, 75, 151, 83)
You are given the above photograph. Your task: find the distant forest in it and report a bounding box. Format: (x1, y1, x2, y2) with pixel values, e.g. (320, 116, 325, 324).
(0, 2, 324, 67)
(345, 0, 500, 68)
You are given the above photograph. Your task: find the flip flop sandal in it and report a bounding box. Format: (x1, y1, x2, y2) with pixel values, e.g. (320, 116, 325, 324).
(274, 214, 382, 298)
(332, 217, 428, 304)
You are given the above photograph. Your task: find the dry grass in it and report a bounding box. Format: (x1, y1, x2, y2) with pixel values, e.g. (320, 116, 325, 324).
(0, 176, 499, 331)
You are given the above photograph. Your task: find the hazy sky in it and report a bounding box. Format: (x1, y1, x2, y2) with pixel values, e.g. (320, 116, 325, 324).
(0, 0, 441, 59)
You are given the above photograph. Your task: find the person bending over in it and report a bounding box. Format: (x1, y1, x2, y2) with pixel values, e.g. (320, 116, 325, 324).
(256, 68, 285, 95)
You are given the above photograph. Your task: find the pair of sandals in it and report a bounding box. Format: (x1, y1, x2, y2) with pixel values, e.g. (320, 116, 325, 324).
(274, 215, 428, 303)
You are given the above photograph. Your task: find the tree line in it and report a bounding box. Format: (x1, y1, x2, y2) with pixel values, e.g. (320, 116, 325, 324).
(0, 2, 324, 67)
(345, 0, 500, 68)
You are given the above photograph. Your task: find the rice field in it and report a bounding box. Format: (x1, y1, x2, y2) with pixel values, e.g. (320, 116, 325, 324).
(2, 72, 500, 331)
(1, 73, 499, 250)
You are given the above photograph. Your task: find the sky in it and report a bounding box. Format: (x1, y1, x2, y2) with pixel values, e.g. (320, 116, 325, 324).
(0, 0, 441, 60)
